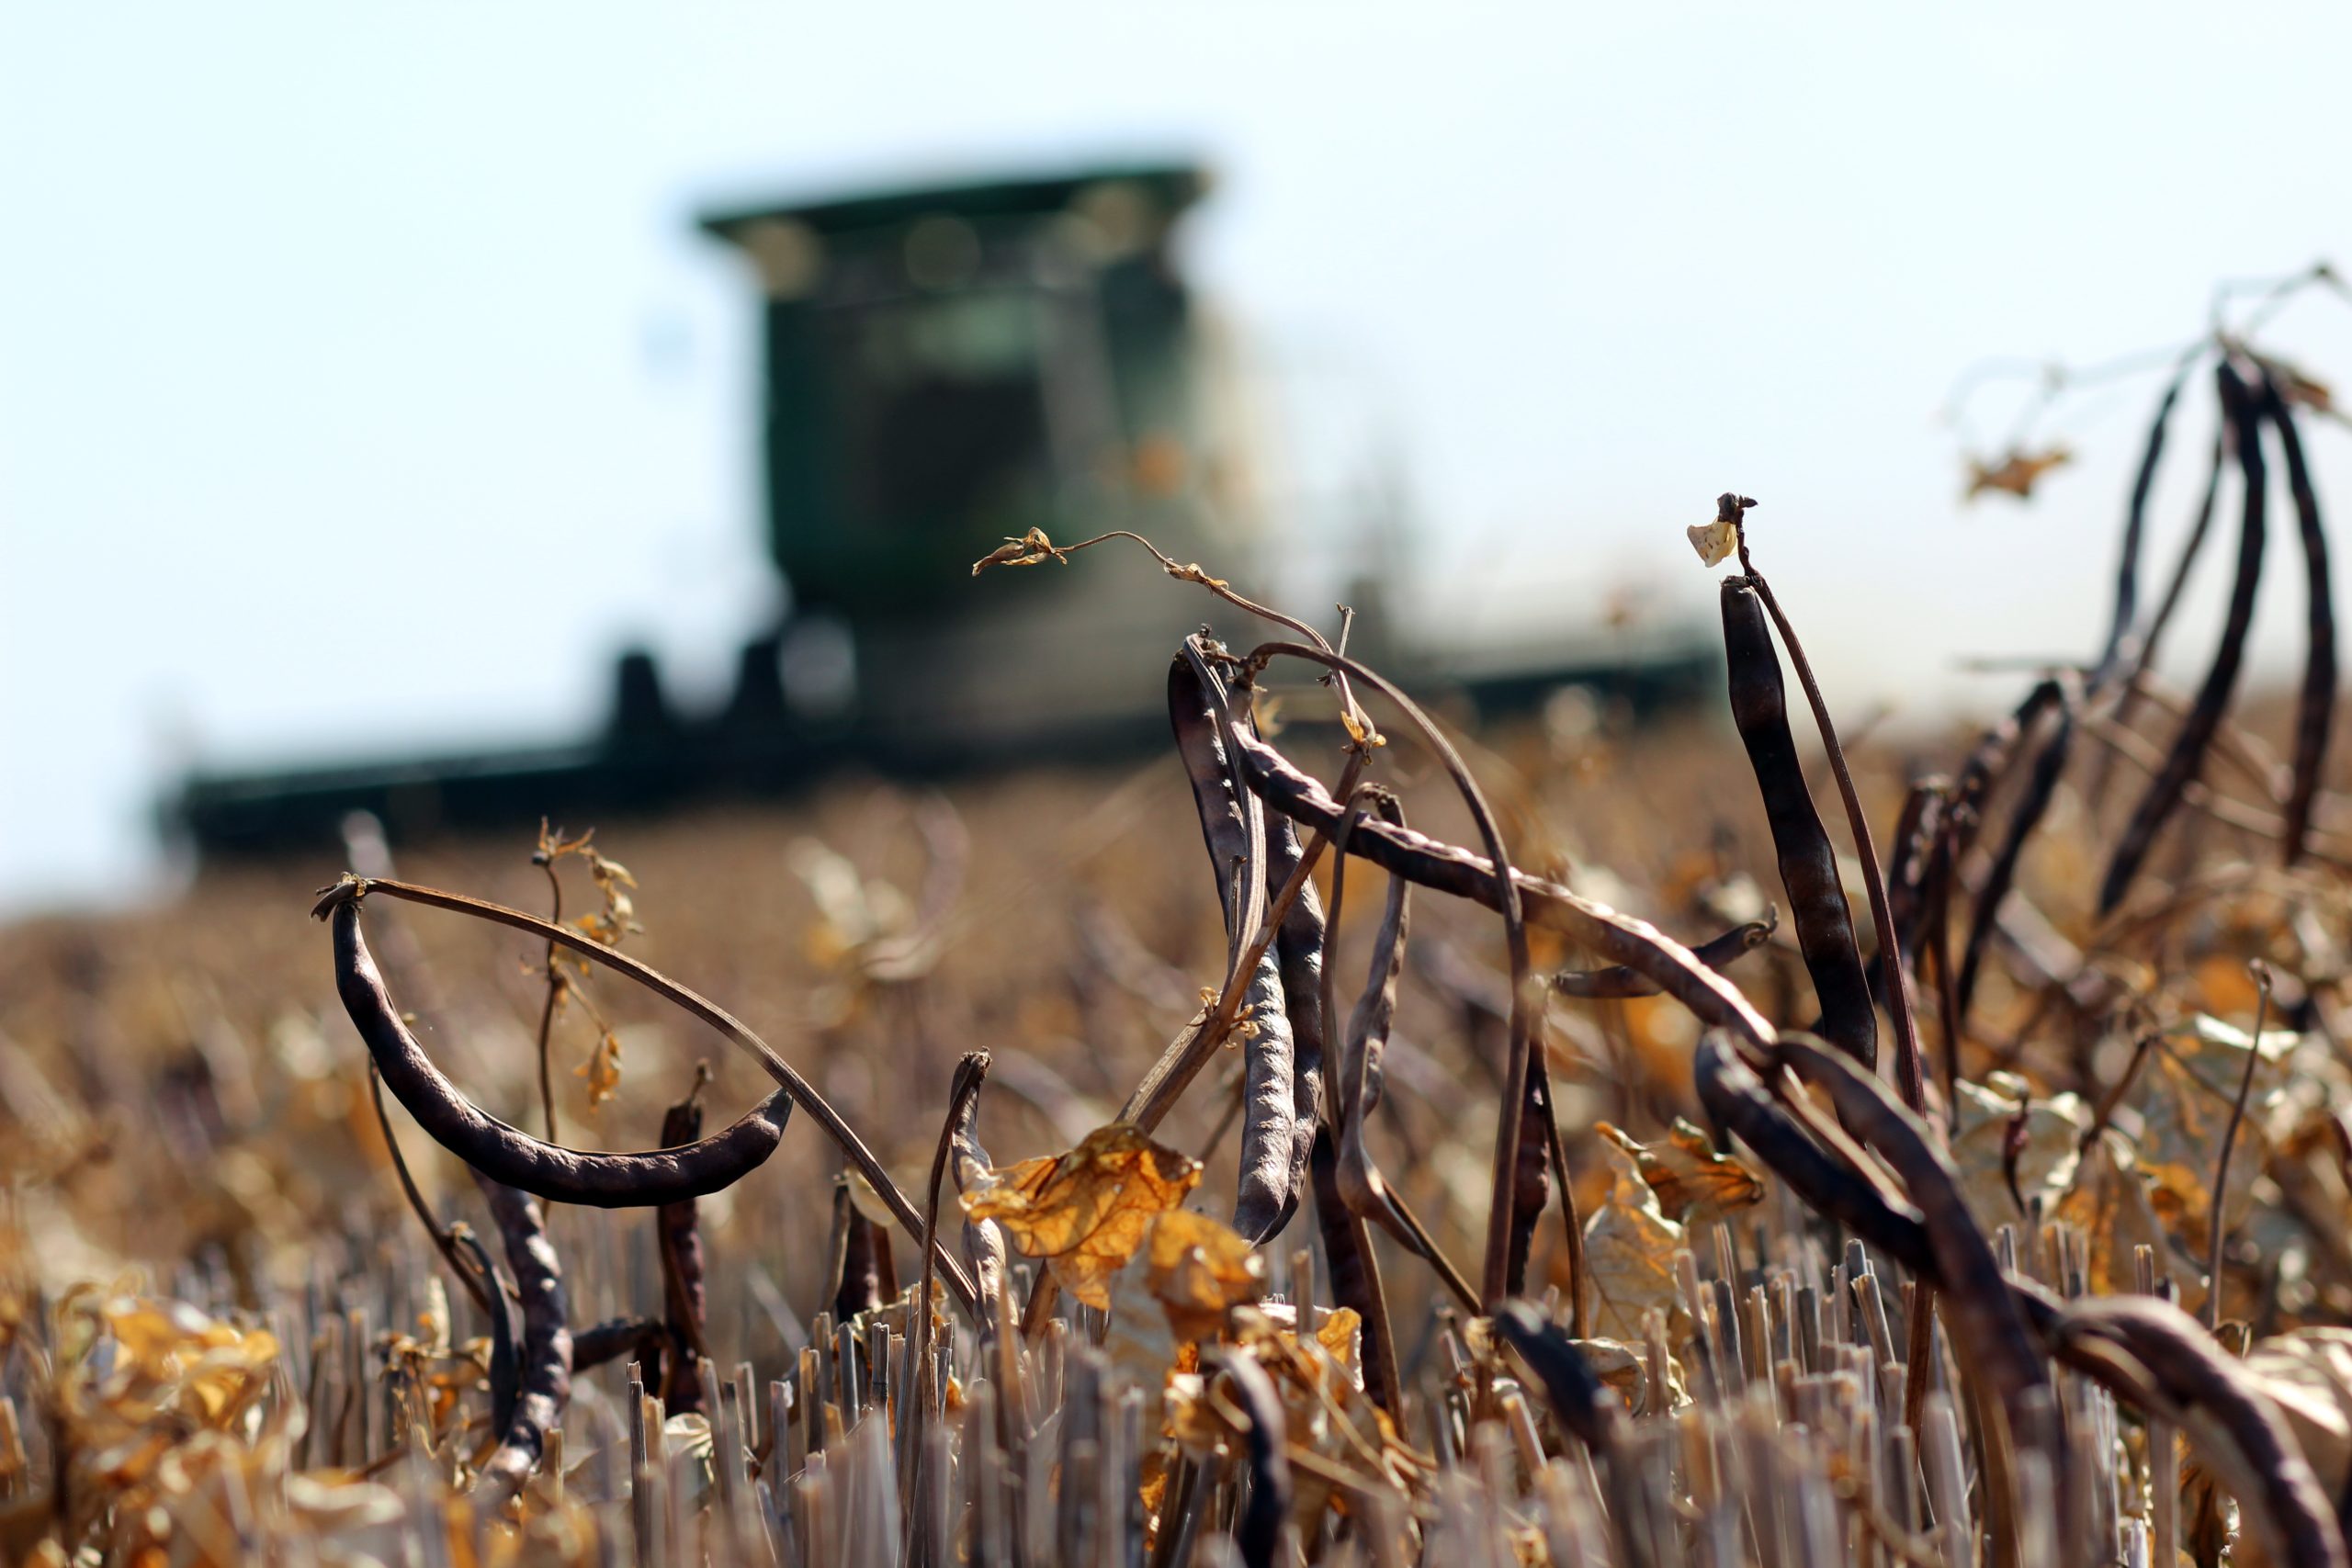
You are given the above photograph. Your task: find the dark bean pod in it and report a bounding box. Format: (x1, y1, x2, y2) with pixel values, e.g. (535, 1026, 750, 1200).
(1169, 649, 1299, 1242)
(469, 1175, 572, 1508)
(1226, 721, 1777, 1053)
(657, 1072, 711, 1413)
(570, 1316, 664, 1375)
(1774, 1037, 2056, 1495)
(2058, 1296, 2347, 1568)
(1549, 915, 1775, 998)
(1264, 807, 1327, 1240)
(1503, 1065, 1555, 1297)
(451, 1229, 517, 1436)
(1955, 676, 2078, 1027)
(2098, 360, 2195, 681)
(2102, 359, 2269, 913)
(328, 898, 794, 1208)
(1878, 776, 1949, 1001)
(2258, 371, 2336, 868)
(1490, 1300, 1623, 1452)
(1215, 1349, 1294, 1568)
(1721, 577, 1875, 1069)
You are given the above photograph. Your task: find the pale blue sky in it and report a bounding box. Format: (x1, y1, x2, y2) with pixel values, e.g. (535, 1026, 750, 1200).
(5, 3, 2349, 913)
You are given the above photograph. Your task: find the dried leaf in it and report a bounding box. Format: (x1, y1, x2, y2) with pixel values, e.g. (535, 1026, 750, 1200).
(960, 1123, 1203, 1308)
(2132, 1015, 2294, 1247)
(1947, 1075, 2086, 1233)
(1579, 1134, 1691, 1345)
(574, 1031, 624, 1109)
(1595, 1120, 1764, 1224)
(1687, 517, 1738, 567)
(1963, 444, 2074, 502)
(1142, 1209, 1266, 1342)
(2050, 1132, 2177, 1297)
(969, 525, 1068, 575)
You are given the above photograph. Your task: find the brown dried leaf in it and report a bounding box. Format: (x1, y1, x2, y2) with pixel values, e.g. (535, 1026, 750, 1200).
(969, 525, 1068, 575)
(1580, 1134, 1691, 1345)
(1595, 1120, 1764, 1224)
(960, 1123, 1203, 1308)
(1963, 444, 2074, 502)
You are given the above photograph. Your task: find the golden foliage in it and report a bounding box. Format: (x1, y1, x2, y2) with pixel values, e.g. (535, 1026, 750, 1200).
(1595, 1119, 1763, 1224)
(1962, 444, 2073, 501)
(959, 1124, 1204, 1309)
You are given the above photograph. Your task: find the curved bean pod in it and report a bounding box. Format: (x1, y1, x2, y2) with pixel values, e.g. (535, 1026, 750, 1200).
(469, 1175, 572, 1509)
(2057, 1296, 2346, 1568)
(1955, 676, 2078, 1027)
(2098, 358, 2194, 681)
(2102, 358, 2268, 913)
(1774, 1037, 2056, 1495)
(328, 897, 794, 1209)
(1549, 915, 1775, 998)
(656, 1069, 712, 1411)
(2258, 370, 2336, 869)
(1722, 578, 1875, 1070)
(1225, 721, 1777, 1053)
(1169, 647, 1298, 1242)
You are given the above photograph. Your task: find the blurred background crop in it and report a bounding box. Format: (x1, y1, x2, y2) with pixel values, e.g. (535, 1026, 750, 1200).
(5, 1, 2351, 915)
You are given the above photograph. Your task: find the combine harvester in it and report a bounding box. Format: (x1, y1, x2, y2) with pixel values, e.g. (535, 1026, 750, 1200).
(169, 162, 1713, 856)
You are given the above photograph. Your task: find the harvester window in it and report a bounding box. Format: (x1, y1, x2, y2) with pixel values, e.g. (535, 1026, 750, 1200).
(825, 288, 1053, 528)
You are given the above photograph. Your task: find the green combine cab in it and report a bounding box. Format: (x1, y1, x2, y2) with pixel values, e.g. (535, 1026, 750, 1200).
(168, 161, 1713, 854)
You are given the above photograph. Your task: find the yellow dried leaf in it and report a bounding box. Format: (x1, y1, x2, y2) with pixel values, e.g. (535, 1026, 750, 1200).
(574, 1032, 624, 1109)
(1963, 444, 2073, 502)
(1580, 1135, 1690, 1345)
(1686, 517, 1737, 567)
(1142, 1210, 1265, 1342)
(1595, 1120, 1763, 1224)
(960, 1124, 1203, 1308)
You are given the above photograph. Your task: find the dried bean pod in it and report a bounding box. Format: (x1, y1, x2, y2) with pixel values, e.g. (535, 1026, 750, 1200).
(469, 1174, 572, 1508)
(329, 898, 793, 1208)
(2258, 371, 2336, 868)
(657, 1070, 711, 1414)
(1956, 676, 2078, 1026)
(451, 1229, 517, 1435)
(1227, 721, 1776, 1051)
(1169, 648, 1298, 1241)
(2098, 360, 2194, 680)
(1265, 807, 1326, 1235)
(2058, 1295, 2346, 1568)
(1693, 1033, 1930, 1269)
(1776, 1036, 2054, 1483)
(1490, 1300, 1623, 1453)
(1721, 577, 1875, 1069)
(1266, 784, 1402, 1412)
(1215, 1350, 1294, 1568)
(2102, 359, 2268, 913)
(1323, 790, 1480, 1315)
(570, 1316, 664, 1375)
(1550, 915, 1775, 998)
(948, 1082, 1008, 1329)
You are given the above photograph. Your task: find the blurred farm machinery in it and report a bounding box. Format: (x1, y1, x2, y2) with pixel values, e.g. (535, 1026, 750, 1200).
(168, 162, 1713, 855)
